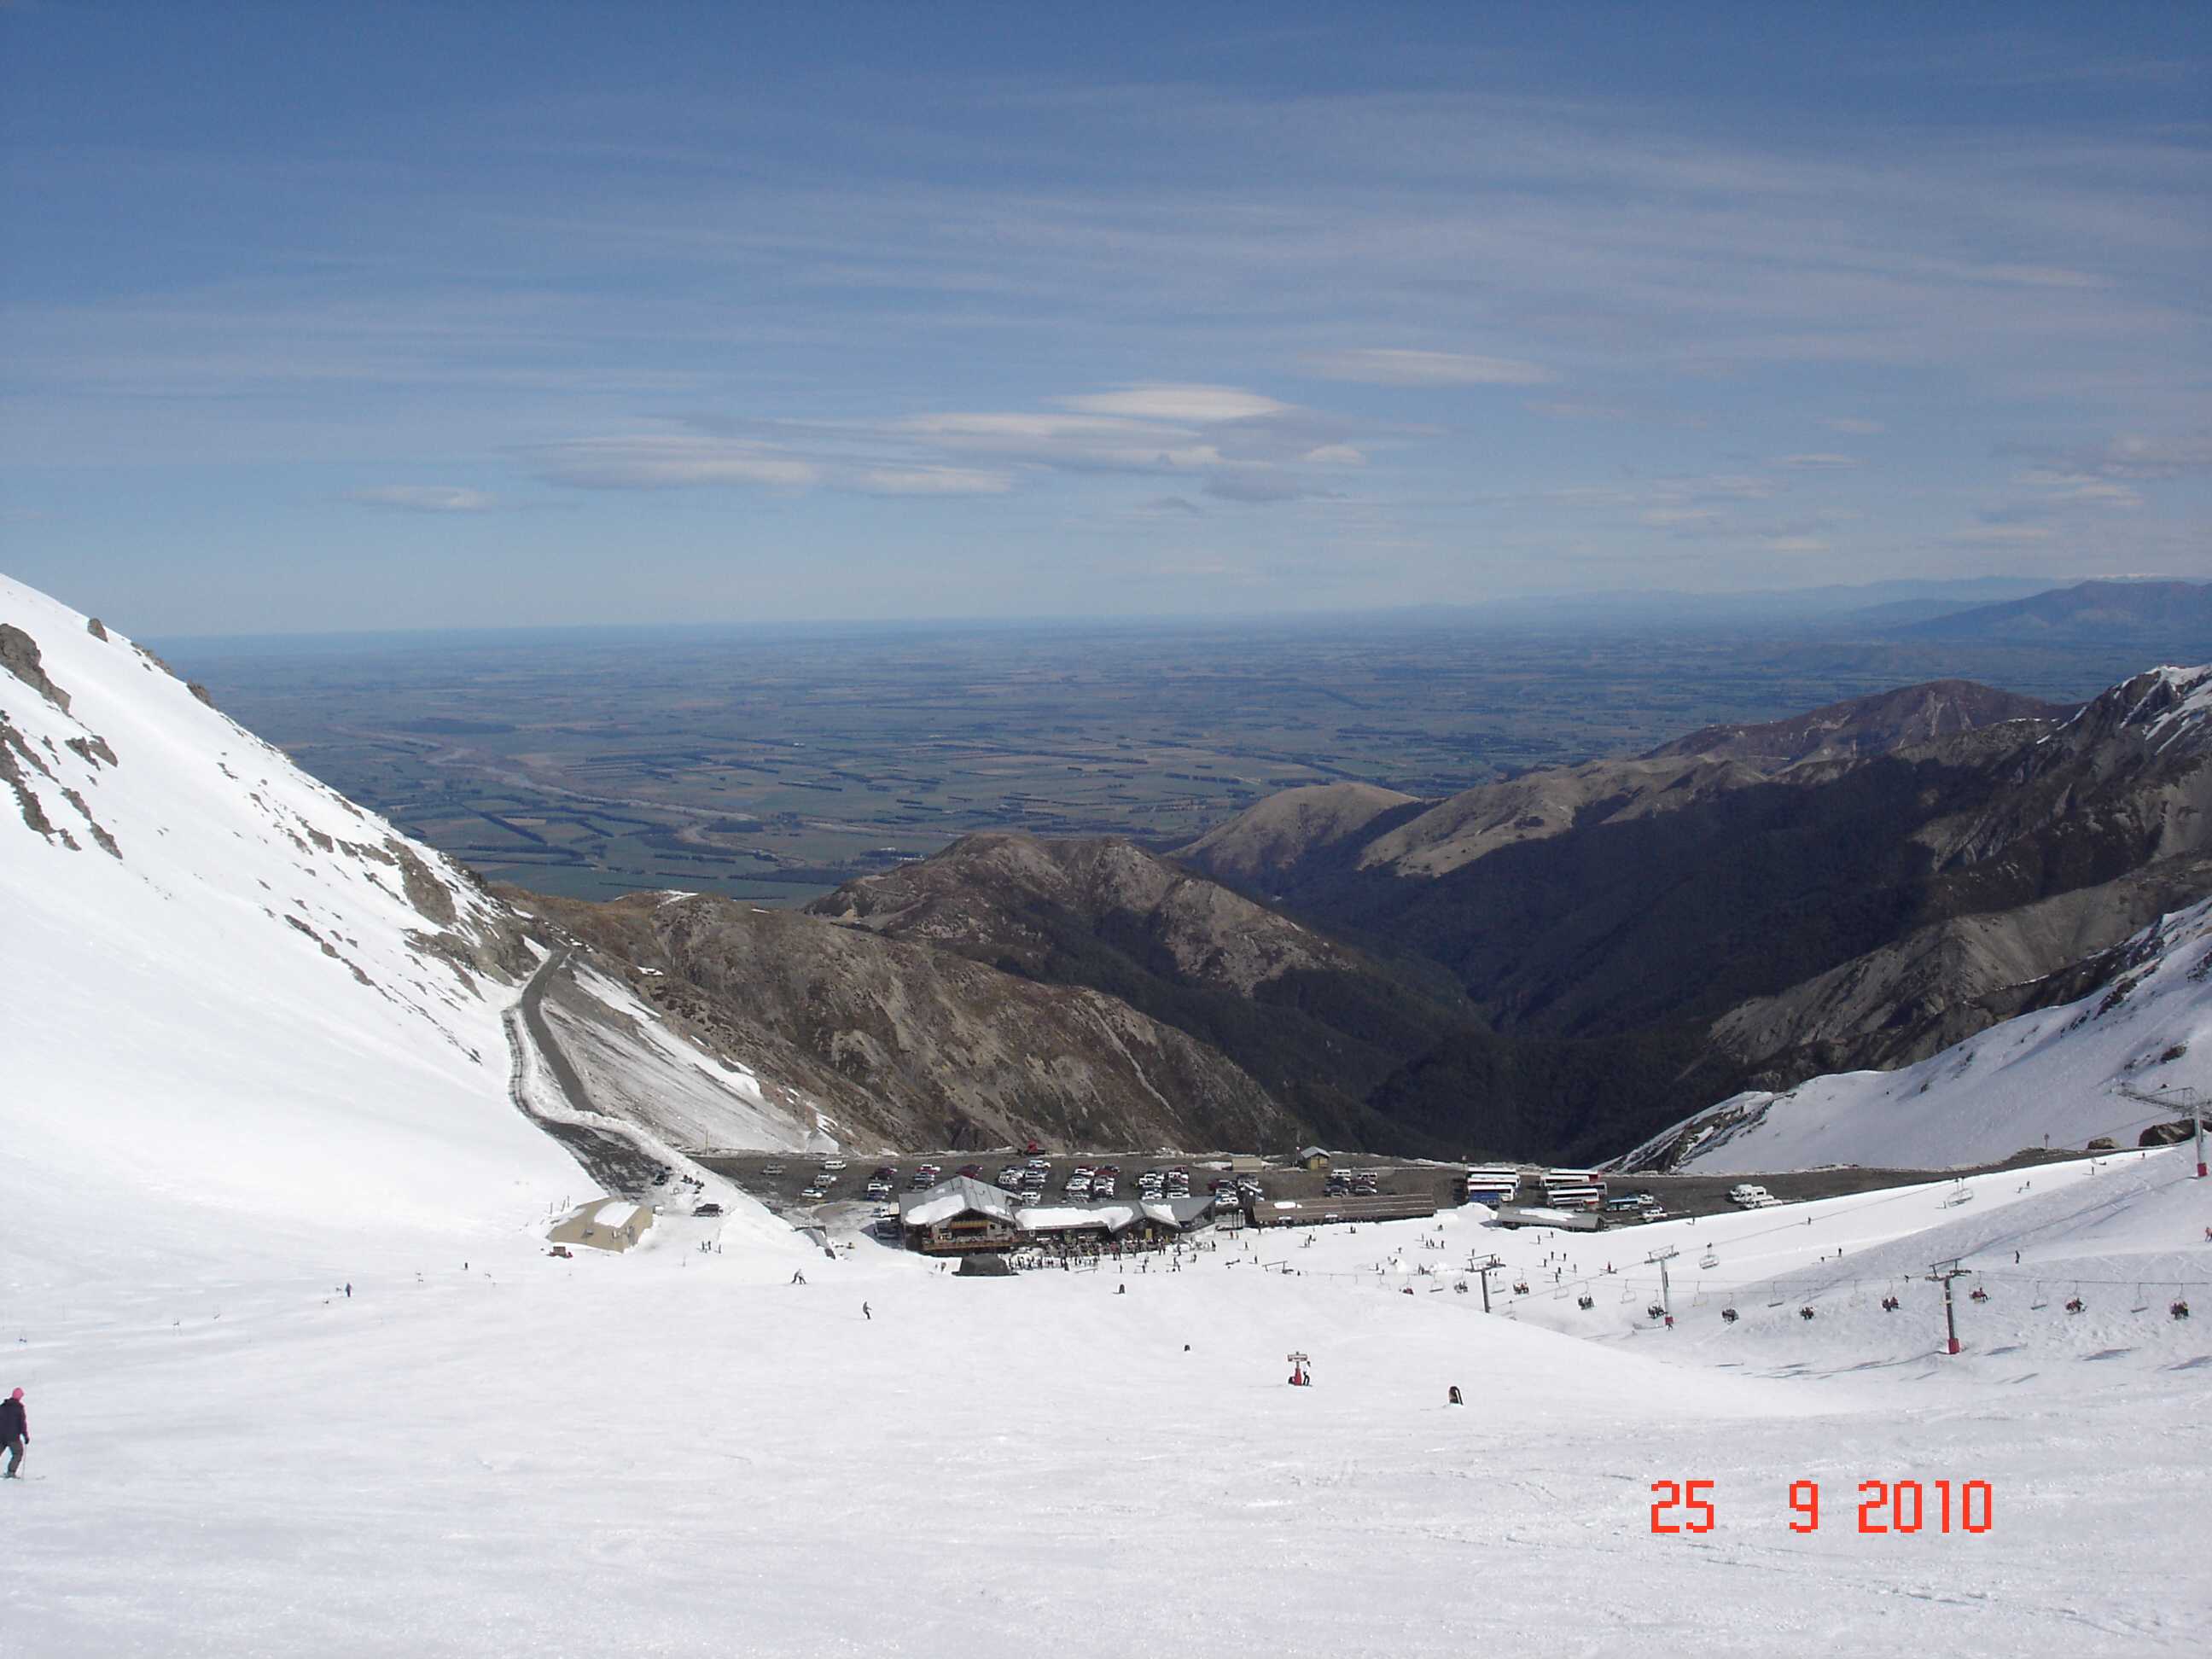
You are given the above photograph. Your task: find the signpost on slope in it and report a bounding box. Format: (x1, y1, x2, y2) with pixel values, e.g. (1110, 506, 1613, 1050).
(1645, 1247, 1679, 1316)
(1926, 1260, 1973, 1355)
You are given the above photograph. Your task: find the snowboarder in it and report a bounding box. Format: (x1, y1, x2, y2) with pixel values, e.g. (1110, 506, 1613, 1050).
(2, 1387, 26, 1479)
(1447, 1385, 1464, 1406)
(790, 1270, 806, 1285)
(344, 1284, 352, 1299)
(862, 1302, 871, 1321)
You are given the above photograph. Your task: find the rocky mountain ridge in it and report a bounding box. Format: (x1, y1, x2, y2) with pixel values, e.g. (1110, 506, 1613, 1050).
(1181, 677, 2064, 886)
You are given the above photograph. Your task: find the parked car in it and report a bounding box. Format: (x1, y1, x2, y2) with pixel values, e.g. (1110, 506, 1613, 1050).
(800, 1185, 827, 1200)
(821, 1158, 847, 1171)
(958, 1163, 983, 1179)
(762, 1164, 786, 1176)
(693, 1202, 724, 1217)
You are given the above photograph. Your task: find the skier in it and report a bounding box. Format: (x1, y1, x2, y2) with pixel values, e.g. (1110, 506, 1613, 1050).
(862, 1302, 872, 1322)
(344, 1284, 352, 1300)
(2, 1387, 26, 1479)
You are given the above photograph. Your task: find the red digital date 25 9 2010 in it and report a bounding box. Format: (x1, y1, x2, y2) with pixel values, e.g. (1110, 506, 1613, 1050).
(1650, 1479, 1993, 1534)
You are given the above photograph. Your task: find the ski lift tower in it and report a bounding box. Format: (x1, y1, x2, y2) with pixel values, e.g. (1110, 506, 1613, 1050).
(2118, 1084, 2208, 1179)
(1471, 1254, 1505, 1313)
(1926, 1260, 1973, 1355)
(1645, 1246, 1679, 1315)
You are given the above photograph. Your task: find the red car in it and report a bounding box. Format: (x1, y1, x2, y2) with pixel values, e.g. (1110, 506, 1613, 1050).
(958, 1163, 983, 1179)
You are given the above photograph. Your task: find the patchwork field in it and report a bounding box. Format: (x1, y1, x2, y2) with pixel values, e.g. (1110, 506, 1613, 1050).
(162, 619, 2158, 904)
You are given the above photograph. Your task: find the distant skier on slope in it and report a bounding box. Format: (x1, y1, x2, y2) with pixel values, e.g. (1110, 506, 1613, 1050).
(2, 1388, 26, 1478)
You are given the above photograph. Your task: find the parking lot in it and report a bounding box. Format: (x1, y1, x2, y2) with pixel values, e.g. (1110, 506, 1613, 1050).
(696, 1145, 2091, 1227)
(699, 1151, 1465, 1219)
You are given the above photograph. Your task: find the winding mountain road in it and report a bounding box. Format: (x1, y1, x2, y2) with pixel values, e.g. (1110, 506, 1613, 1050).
(504, 946, 665, 1194)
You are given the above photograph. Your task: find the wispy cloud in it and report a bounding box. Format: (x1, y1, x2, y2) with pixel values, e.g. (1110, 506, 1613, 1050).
(346, 485, 499, 513)
(1055, 384, 1292, 422)
(538, 437, 818, 491)
(1304, 348, 1556, 387)
(1773, 452, 1864, 470)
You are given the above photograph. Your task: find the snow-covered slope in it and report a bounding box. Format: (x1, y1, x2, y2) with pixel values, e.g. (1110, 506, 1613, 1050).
(1624, 896, 2212, 1173)
(1, 575, 588, 1274)
(0, 573, 815, 1301)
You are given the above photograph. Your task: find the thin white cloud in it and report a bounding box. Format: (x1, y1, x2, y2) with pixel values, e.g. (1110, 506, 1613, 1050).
(540, 437, 818, 491)
(1820, 416, 1886, 435)
(346, 485, 498, 513)
(850, 466, 1012, 497)
(1763, 536, 1829, 554)
(1303, 348, 1557, 387)
(1056, 383, 1292, 422)
(1303, 444, 1365, 466)
(1773, 452, 1865, 469)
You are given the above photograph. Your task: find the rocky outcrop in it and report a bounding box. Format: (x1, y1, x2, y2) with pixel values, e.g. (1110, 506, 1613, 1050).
(1, 625, 70, 713)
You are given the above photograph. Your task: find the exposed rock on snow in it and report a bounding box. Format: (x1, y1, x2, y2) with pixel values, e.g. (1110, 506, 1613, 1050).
(1, 620, 73, 712)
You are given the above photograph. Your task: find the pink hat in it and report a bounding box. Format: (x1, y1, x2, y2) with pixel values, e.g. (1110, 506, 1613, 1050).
(7, 1388, 19, 1400)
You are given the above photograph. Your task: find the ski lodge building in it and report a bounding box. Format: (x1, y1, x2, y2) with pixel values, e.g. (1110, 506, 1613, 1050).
(896, 1178, 1219, 1256)
(896, 1176, 1024, 1255)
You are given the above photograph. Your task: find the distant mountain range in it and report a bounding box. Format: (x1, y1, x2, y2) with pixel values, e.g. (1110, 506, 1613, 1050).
(1889, 578, 2212, 641)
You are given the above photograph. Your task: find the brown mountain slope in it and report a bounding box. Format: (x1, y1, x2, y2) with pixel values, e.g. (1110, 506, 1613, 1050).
(1709, 853, 2212, 1087)
(510, 888, 1291, 1153)
(1646, 679, 2066, 767)
(808, 830, 1357, 995)
(1190, 678, 2069, 886)
(1174, 782, 1417, 885)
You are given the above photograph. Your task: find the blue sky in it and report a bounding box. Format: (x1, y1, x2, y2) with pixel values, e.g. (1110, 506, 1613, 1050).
(3, 2, 2206, 633)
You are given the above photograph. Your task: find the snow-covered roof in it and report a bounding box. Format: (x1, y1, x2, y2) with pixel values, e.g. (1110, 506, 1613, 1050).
(1142, 1196, 1217, 1229)
(898, 1176, 1019, 1229)
(1294, 1145, 1330, 1161)
(1018, 1202, 1140, 1233)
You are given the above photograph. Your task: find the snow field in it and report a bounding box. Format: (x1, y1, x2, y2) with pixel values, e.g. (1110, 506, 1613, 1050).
(5, 1156, 2208, 1656)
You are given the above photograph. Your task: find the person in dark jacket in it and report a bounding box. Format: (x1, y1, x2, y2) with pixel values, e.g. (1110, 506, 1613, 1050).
(2, 1387, 26, 1478)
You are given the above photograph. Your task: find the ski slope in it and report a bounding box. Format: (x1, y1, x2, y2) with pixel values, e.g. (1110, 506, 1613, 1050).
(3, 1149, 2207, 1656)
(1629, 897, 2212, 1174)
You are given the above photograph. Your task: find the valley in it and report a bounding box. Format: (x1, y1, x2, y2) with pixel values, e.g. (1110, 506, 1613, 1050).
(162, 608, 2180, 905)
